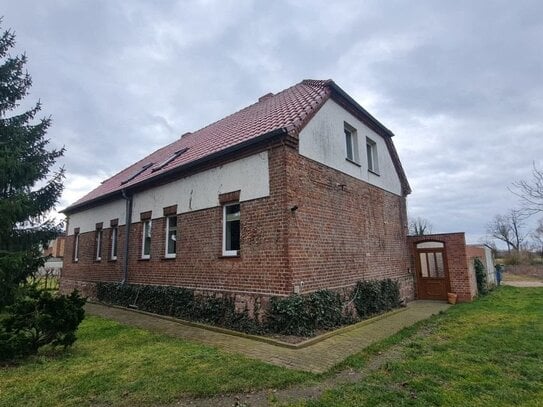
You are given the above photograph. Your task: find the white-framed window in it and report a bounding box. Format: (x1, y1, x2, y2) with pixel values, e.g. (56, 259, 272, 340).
(366, 137, 379, 173)
(95, 229, 102, 261)
(141, 220, 152, 259)
(73, 233, 79, 262)
(222, 203, 240, 256)
(110, 227, 118, 260)
(344, 122, 359, 163)
(165, 215, 177, 258)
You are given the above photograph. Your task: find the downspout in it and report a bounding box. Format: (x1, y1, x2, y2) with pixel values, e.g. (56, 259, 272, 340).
(121, 189, 133, 284)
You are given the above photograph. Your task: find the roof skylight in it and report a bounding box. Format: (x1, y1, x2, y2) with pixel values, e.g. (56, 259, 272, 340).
(120, 162, 153, 185)
(151, 148, 189, 172)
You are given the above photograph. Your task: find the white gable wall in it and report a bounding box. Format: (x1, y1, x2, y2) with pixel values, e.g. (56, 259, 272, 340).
(298, 99, 402, 196)
(67, 151, 269, 235)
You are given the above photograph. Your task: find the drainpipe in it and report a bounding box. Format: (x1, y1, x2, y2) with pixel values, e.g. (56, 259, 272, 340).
(121, 189, 133, 284)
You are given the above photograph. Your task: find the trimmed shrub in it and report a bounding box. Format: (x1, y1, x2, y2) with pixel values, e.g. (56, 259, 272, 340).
(353, 279, 400, 318)
(266, 290, 345, 336)
(96, 282, 260, 334)
(96, 280, 402, 338)
(0, 288, 86, 361)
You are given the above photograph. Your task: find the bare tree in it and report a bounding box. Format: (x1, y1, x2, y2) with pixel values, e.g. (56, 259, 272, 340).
(486, 209, 527, 252)
(511, 163, 543, 216)
(409, 217, 433, 236)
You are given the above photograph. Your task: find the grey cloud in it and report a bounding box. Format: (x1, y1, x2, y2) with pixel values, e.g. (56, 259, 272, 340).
(3, 0, 543, 244)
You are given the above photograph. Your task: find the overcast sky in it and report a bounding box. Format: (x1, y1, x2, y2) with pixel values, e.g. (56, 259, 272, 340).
(4, 0, 542, 245)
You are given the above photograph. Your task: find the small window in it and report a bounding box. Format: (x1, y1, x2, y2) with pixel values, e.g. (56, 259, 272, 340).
(73, 233, 79, 262)
(344, 123, 359, 163)
(95, 230, 102, 261)
(110, 227, 118, 260)
(223, 203, 240, 256)
(141, 220, 152, 259)
(416, 241, 444, 249)
(165, 216, 177, 258)
(366, 137, 379, 173)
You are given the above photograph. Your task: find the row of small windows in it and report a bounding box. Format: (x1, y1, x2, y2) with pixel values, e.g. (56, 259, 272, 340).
(72, 202, 241, 262)
(344, 122, 379, 174)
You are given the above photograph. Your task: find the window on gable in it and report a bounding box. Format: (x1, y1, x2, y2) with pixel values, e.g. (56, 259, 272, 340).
(73, 233, 80, 262)
(110, 227, 118, 260)
(95, 229, 103, 261)
(141, 220, 152, 259)
(344, 122, 359, 164)
(366, 137, 379, 174)
(165, 216, 177, 258)
(223, 203, 240, 256)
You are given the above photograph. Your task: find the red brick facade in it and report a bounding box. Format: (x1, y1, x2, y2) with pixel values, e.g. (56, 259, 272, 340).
(286, 149, 414, 300)
(408, 233, 477, 302)
(62, 141, 415, 310)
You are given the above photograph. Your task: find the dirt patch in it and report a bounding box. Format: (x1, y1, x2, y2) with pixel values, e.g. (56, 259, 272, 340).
(170, 342, 411, 406)
(502, 280, 543, 287)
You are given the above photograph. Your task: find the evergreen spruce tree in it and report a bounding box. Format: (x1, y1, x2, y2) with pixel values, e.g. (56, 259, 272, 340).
(0, 22, 65, 308)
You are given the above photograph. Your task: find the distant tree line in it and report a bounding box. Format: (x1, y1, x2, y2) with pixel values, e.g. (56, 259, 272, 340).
(486, 164, 543, 258)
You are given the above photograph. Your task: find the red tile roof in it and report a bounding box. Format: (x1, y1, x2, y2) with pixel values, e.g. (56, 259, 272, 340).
(65, 79, 409, 212)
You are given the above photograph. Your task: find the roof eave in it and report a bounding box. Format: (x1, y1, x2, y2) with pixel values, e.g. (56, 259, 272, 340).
(61, 127, 290, 215)
(328, 81, 395, 138)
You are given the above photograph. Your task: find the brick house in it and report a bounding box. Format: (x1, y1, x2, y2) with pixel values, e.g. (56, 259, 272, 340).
(61, 79, 416, 314)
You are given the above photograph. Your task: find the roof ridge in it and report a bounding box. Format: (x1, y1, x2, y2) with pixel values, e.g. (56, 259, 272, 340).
(65, 79, 337, 211)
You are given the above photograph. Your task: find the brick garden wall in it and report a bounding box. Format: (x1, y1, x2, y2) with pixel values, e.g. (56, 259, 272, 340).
(408, 233, 477, 302)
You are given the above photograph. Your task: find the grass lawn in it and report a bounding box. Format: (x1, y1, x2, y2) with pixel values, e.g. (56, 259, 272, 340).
(0, 316, 313, 407)
(1, 287, 541, 407)
(301, 286, 543, 406)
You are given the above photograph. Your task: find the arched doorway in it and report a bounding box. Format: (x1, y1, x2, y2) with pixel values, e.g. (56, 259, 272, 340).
(415, 241, 450, 300)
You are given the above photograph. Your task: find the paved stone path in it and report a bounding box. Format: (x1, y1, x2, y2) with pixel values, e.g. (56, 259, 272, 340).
(502, 280, 543, 287)
(86, 300, 450, 373)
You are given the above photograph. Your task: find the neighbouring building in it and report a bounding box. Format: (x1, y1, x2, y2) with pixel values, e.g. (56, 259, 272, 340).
(61, 79, 476, 316)
(40, 235, 65, 277)
(466, 244, 497, 286)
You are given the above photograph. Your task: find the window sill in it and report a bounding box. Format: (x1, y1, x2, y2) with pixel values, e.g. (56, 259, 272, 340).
(219, 255, 241, 260)
(161, 256, 177, 261)
(138, 257, 150, 261)
(345, 158, 361, 167)
(368, 169, 380, 176)
(108, 259, 117, 262)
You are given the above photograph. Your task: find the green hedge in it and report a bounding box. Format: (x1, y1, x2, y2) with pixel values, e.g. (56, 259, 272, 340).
(266, 290, 347, 336)
(96, 282, 261, 334)
(96, 278, 402, 337)
(353, 279, 401, 318)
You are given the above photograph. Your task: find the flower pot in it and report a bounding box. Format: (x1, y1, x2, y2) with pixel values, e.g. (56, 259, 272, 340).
(447, 292, 458, 304)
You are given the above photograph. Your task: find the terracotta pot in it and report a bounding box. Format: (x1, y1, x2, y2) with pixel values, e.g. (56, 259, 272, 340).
(447, 292, 458, 304)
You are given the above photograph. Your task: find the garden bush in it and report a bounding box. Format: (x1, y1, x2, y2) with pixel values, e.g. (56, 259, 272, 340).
(266, 290, 345, 336)
(353, 279, 400, 318)
(0, 288, 86, 361)
(96, 279, 402, 338)
(474, 257, 488, 295)
(96, 282, 260, 333)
